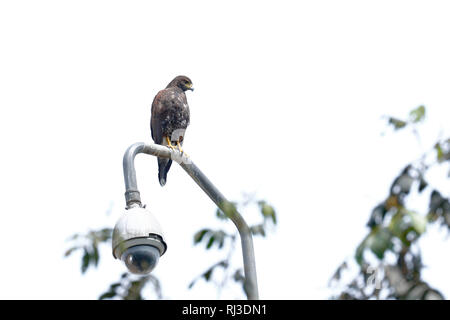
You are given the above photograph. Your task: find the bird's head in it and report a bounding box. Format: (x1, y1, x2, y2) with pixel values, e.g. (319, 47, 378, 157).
(167, 75, 194, 92)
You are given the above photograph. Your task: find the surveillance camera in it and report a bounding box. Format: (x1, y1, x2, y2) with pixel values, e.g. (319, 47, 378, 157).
(112, 206, 167, 275)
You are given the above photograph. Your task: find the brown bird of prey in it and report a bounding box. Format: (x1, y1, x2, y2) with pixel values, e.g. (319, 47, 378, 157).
(151, 75, 193, 186)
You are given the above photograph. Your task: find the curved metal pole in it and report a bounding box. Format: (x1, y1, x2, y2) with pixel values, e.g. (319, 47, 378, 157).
(122, 142, 259, 300)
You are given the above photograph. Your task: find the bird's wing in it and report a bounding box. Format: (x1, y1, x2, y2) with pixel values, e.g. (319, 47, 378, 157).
(151, 87, 190, 144)
(151, 90, 165, 144)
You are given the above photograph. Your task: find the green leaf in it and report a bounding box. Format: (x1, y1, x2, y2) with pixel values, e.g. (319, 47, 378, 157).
(435, 143, 444, 162)
(405, 210, 427, 235)
(216, 208, 227, 220)
(258, 201, 277, 225)
(193, 229, 211, 244)
(389, 210, 415, 246)
(434, 142, 450, 163)
(64, 246, 79, 257)
(390, 169, 414, 195)
(66, 234, 80, 241)
(188, 280, 196, 289)
(81, 248, 90, 274)
(388, 210, 404, 235)
(98, 228, 113, 242)
(409, 105, 426, 123)
(367, 204, 387, 228)
(366, 228, 392, 260)
(444, 212, 450, 228)
(109, 283, 121, 290)
(206, 235, 216, 249)
(355, 235, 369, 266)
(127, 280, 146, 300)
(429, 190, 444, 214)
(388, 117, 407, 130)
(250, 224, 266, 237)
(194, 229, 228, 249)
(203, 268, 213, 281)
(201, 261, 228, 282)
(99, 291, 116, 300)
(418, 176, 428, 193)
(330, 262, 348, 283)
(233, 269, 245, 283)
(92, 245, 100, 267)
(217, 232, 226, 249)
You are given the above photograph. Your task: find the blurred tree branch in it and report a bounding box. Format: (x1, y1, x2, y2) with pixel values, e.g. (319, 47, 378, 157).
(189, 196, 277, 299)
(65, 196, 277, 300)
(330, 105, 449, 300)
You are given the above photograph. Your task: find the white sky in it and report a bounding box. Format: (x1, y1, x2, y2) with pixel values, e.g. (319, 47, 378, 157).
(0, 0, 450, 299)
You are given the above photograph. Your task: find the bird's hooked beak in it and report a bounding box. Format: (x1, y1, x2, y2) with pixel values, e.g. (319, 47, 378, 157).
(186, 83, 194, 91)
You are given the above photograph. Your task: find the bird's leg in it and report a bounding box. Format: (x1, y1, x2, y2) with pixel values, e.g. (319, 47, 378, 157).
(177, 139, 189, 157)
(165, 136, 176, 150)
(176, 140, 183, 153)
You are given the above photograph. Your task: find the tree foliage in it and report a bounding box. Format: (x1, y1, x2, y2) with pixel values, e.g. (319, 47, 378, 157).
(99, 273, 162, 300)
(65, 196, 276, 300)
(189, 197, 277, 298)
(65, 228, 111, 274)
(330, 106, 449, 300)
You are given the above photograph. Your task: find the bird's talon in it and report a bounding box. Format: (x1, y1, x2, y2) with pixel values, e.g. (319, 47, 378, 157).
(166, 136, 177, 150)
(176, 141, 184, 153)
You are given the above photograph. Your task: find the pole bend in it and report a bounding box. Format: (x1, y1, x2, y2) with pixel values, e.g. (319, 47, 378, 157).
(122, 142, 259, 299)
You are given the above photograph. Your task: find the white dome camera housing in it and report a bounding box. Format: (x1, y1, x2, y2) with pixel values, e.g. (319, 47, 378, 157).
(112, 206, 167, 275)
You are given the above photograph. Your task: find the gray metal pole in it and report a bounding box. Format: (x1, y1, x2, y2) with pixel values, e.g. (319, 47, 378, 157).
(122, 142, 259, 300)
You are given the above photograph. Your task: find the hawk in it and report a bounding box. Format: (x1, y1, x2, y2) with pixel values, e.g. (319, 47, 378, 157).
(151, 75, 193, 186)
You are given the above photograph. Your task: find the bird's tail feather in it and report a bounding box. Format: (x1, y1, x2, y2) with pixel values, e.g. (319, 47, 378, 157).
(158, 158, 172, 187)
